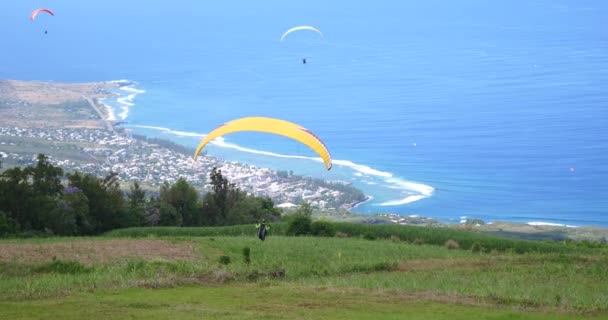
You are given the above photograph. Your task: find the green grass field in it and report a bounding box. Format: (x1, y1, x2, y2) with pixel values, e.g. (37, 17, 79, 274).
(1, 225, 607, 319)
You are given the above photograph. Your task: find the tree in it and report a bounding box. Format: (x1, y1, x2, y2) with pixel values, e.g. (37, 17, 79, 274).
(201, 168, 281, 226)
(46, 200, 78, 236)
(67, 171, 126, 233)
(201, 168, 236, 225)
(158, 202, 182, 226)
(0, 155, 64, 233)
(226, 196, 281, 225)
(0, 167, 31, 231)
(143, 196, 161, 226)
(63, 188, 92, 235)
(210, 168, 231, 222)
(28, 154, 64, 196)
(159, 178, 201, 226)
(125, 182, 146, 227)
(0, 211, 17, 237)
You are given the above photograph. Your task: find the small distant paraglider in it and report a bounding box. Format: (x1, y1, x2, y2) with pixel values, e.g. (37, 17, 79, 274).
(281, 26, 323, 65)
(280, 26, 324, 42)
(31, 8, 54, 34)
(30, 8, 54, 21)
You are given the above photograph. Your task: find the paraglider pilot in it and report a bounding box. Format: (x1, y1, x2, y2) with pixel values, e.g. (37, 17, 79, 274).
(256, 220, 270, 241)
(302, 58, 307, 64)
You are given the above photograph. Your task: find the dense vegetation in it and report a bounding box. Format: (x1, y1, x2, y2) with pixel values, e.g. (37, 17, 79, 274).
(0, 154, 280, 237)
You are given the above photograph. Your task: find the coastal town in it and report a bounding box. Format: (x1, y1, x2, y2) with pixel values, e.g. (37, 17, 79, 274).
(0, 123, 367, 210)
(0, 79, 367, 210)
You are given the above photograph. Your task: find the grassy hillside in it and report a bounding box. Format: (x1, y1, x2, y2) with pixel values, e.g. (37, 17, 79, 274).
(1, 226, 607, 319)
(107, 222, 578, 254)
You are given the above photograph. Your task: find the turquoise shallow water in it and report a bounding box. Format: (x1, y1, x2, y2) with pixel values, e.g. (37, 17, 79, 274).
(1, 0, 607, 225)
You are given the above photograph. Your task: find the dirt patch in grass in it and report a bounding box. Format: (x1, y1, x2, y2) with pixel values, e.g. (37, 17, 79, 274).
(0, 240, 196, 265)
(397, 258, 500, 272)
(302, 287, 604, 315)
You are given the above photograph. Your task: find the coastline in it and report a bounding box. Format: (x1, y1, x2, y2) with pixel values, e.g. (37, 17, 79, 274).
(0, 78, 369, 211)
(349, 195, 373, 210)
(3, 78, 606, 228)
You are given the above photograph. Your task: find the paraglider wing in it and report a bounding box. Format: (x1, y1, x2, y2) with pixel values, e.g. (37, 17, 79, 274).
(30, 8, 54, 21)
(193, 117, 332, 170)
(280, 26, 323, 42)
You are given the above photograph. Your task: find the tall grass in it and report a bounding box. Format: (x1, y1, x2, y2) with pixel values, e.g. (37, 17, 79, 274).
(0, 236, 605, 312)
(331, 223, 576, 253)
(296, 253, 608, 312)
(106, 222, 574, 254)
(196, 236, 472, 278)
(105, 223, 288, 238)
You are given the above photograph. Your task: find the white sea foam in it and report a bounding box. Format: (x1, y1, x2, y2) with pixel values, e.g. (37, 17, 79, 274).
(377, 177, 435, 206)
(333, 159, 393, 177)
(527, 222, 579, 228)
(109, 83, 145, 120)
(121, 86, 147, 94)
(351, 196, 373, 210)
(379, 195, 427, 206)
(99, 98, 116, 121)
(117, 94, 136, 107)
(131, 125, 206, 138)
(130, 125, 435, 206)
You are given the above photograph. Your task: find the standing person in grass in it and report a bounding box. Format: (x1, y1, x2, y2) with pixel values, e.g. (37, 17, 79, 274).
(256, 220, 270, 241)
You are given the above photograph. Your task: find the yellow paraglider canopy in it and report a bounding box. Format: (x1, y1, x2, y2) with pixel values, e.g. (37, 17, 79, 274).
(193, 117, 332, 170)
(280, 26, 324, 42)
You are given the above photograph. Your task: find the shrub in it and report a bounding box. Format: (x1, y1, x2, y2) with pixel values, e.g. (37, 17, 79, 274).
(471, 242, 482, 253)
(444, 239, 460, 250)
(126, 260, 146, 273)
(242, 247, 251, 265)
(311, 221, 336, 237)
(219, 255, 231, 265)
(363, 232, 376, 240)
(34, 259, 90, 274)
(287, 215, 312, 236)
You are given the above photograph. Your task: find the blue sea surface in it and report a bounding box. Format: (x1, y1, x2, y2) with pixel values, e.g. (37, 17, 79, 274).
(1, 1, 607, 226)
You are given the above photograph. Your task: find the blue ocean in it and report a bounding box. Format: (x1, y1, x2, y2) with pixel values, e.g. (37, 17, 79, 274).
(2, 1, 607, 226)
